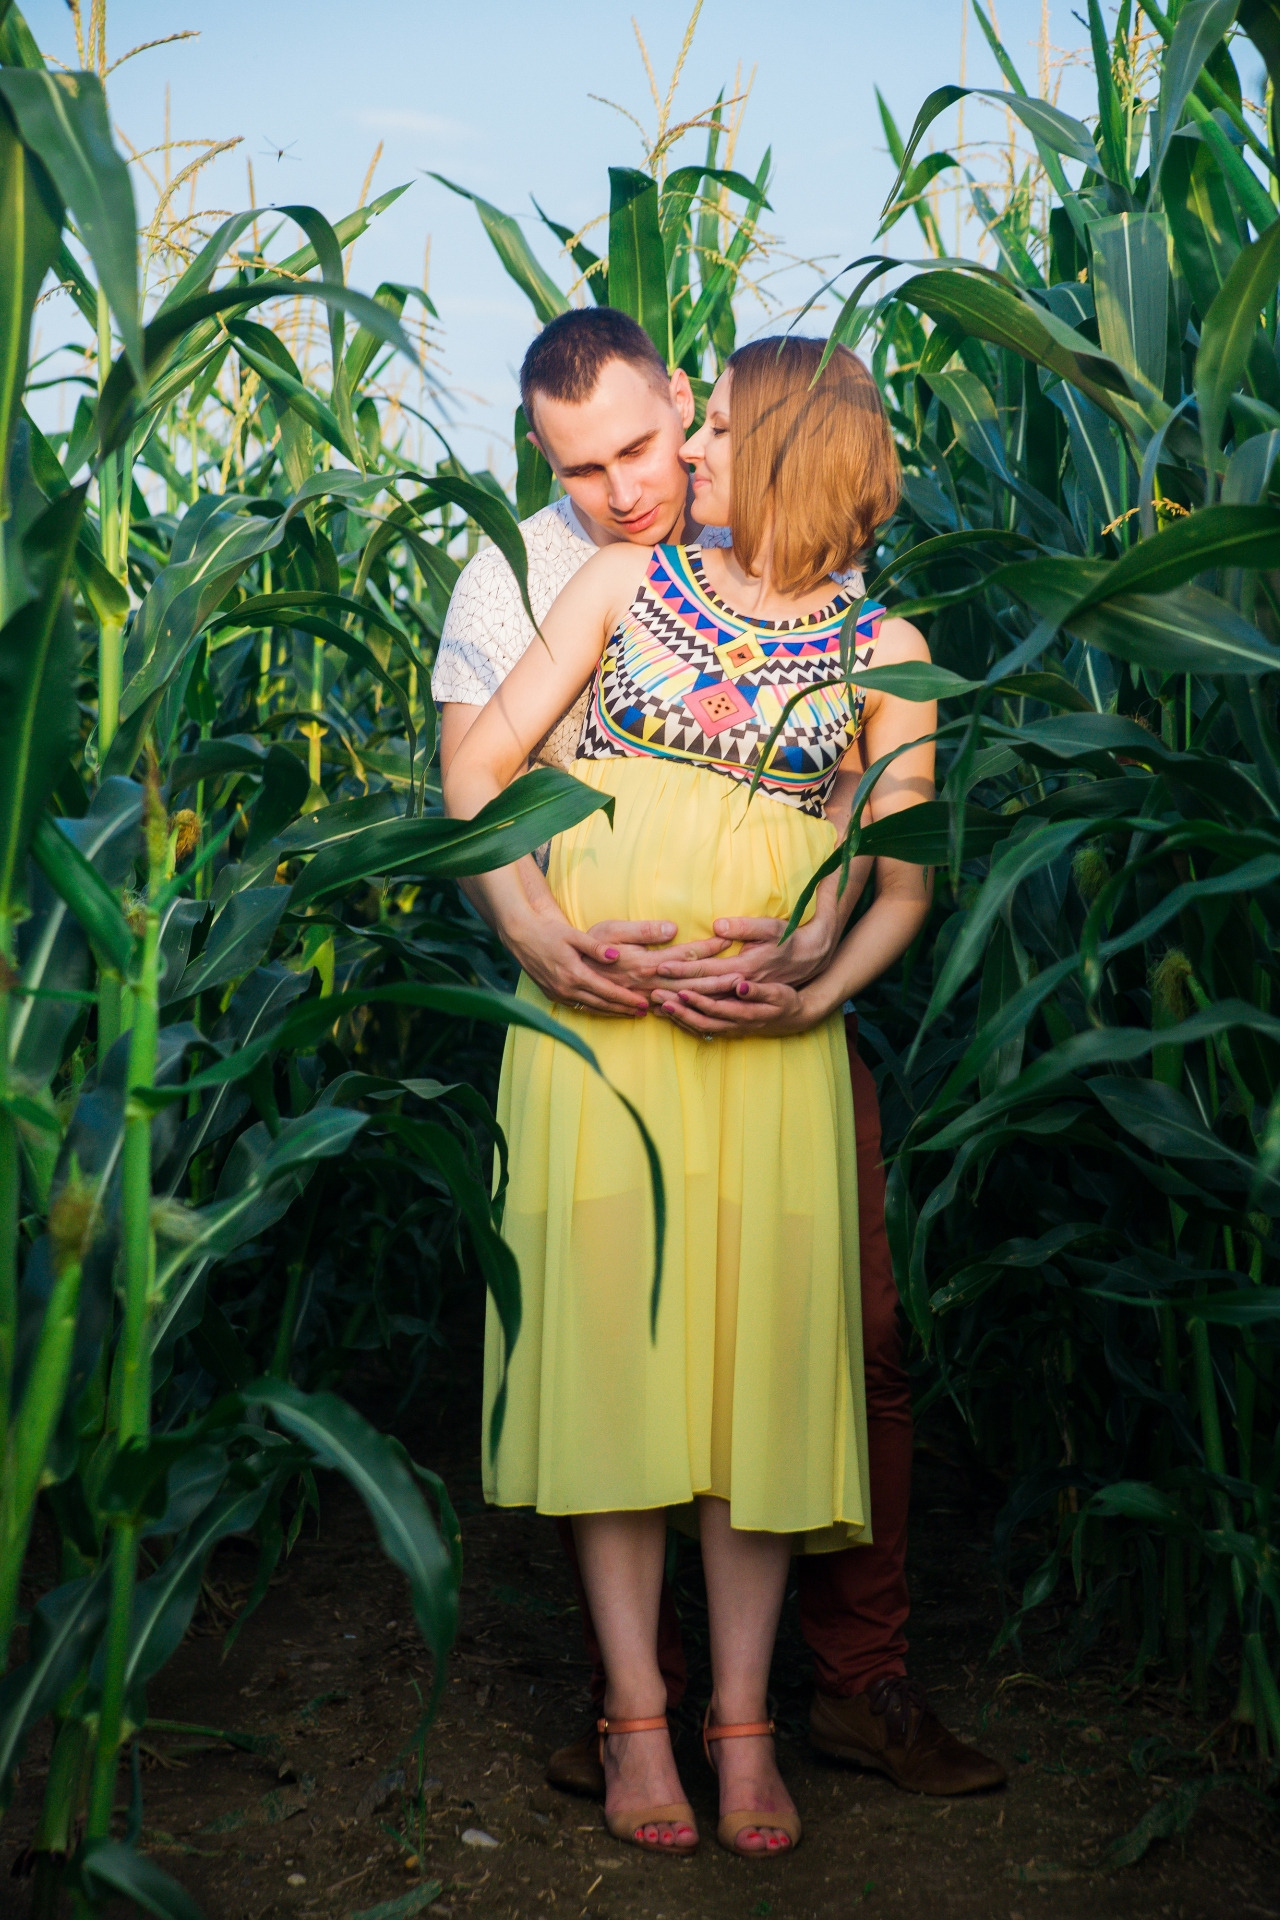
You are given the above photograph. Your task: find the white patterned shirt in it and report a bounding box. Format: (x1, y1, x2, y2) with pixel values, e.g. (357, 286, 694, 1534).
(431, 495, 861, 769)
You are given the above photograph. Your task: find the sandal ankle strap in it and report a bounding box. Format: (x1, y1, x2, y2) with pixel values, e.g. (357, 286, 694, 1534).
(704, 1718, 775, 1741)
(596, 1714, 669, 1737)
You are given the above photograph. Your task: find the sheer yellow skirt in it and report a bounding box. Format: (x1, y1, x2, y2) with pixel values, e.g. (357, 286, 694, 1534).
(482, 757, 870, 1550)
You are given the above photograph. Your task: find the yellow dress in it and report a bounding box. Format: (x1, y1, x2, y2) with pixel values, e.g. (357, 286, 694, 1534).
(482, 545, 881, 1549)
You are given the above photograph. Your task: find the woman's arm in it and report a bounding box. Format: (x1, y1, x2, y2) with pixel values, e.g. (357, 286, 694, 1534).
(652, 854, 931, 1035)
(652, 615, 937, 994)
(442, 542, 650, 968)
(653, 615, 937, 1035)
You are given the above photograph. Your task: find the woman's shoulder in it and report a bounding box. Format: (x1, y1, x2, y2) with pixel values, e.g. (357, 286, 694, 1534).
(864, 610, 930, 666)
(573, 540, 658, 590)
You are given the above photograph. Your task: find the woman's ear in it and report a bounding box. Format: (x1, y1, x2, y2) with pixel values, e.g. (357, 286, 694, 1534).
(669, 368, 696, 428)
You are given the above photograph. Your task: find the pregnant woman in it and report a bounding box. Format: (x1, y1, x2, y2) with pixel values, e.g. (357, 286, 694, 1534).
(445, 337, 934, 1859)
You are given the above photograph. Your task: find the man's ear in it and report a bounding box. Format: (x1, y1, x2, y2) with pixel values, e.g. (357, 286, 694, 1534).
(669, 368, 696, 429)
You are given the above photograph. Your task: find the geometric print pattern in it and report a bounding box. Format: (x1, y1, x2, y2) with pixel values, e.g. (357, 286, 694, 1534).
(578, 544, 884, 818)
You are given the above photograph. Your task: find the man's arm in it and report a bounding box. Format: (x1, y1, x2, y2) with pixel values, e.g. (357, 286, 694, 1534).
(441, 700, 720, 1015)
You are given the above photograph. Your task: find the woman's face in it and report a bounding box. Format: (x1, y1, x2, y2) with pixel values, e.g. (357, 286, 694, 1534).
(682, 370, 732, 526)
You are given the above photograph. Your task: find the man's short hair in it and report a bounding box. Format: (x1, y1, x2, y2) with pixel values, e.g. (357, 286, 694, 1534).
(519, 308, 668, 422)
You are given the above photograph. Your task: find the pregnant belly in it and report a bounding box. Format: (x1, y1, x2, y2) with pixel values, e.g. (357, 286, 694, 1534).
(548, 758, 836, 939)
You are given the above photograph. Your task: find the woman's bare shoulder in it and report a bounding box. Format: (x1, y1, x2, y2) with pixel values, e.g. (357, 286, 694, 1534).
(550, 539, 653, 622)
(870, 614, 931, 666)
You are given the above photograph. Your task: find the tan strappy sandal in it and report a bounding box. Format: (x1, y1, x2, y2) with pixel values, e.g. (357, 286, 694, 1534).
(702, 1707, 802, 1856)
(596, 1714, 699, 1854)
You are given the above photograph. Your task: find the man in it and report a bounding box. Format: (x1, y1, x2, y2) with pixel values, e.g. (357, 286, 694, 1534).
(433, 307, 1004, 1798)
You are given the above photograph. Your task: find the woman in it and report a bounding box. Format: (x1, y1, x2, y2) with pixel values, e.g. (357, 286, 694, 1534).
(445, 338, 935, 1858)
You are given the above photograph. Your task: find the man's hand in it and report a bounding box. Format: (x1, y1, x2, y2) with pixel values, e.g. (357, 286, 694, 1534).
(510, 911, 727, 1016)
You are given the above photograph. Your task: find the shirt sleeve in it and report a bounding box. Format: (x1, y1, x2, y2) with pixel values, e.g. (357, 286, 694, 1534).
(431, 546, 526, 706)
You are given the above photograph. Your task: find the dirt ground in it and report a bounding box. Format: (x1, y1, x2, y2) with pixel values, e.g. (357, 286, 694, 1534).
(9, 1356, 1280, 1920)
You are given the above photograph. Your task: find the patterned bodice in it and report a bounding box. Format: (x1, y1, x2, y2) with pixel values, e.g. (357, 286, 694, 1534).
(577, 545, 884, 817)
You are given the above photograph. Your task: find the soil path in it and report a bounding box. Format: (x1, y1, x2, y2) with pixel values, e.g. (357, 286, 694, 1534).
(10, 1384, 1278, 1919)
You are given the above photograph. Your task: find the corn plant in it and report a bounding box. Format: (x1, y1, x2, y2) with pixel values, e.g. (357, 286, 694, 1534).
(830, 0, 1280, 1757)
(436, 75, 773, 502)
(0, 5, 634, 1913)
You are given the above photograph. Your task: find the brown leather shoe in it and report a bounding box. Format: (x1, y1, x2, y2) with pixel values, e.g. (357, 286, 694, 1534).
(545, 1723, 606, 1800)
(810, 1677, 1006, 1796)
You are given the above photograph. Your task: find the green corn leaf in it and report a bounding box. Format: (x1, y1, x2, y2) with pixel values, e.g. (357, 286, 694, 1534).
(1174, 1287, 1280, 1323)
(168, 734, 266, 797)
(1162, 131, 1243, 318)
(384, 1114, 520, 1456)
(670, 149, 771, 366)
(289, 766, 612, 906)
(429, 174, 567, 325)
(76, 1840, 207, 1920)
(878, 152, 960, 242)
(1097, 1779, 1221, 1873)
(244, 745, 310, 855)
(226, 318, 355, 464)
(31, 813, 134, 976)
(864, 527, 1038, 598)
(1087, 0, 1130, 185)
(226, 609, 418, 794)
(139, 982, 666, 1337)
(408, 471, 538, 636)
(657, 164, 767, 271)
(1153, 0, 1242, 179)
(532, 199, 609, 303)
(0, 487, 85, 920)
(1089, 212, 1170, 390)
(0, 69, 141, 378)
(242, 1381, 457, 1689)
(99, 279, 423, 455)
(151, 1111, 372, 1341)
(0, 1567, 110, 1810)
(276, 203, 350, 431)
(0, 99, 62, 503)
(1062, 503, 1280, 610)
(881, 85, 1104, 225)
(10, 778, 139, 1079)
(1184, 92, 1279, 234)
(916, 820, 1091, 1045)
(1090, 1075, 1250, 1165)
(892, 269, 1156, 428)
(1196, 220, 1280, 479)
(1239, 0, 1280, 92)
(112, 1481, 274, 1712)
(608, 167, 669, 357)
(177, 889, 289, 999)
(852, 801, 1015, 864)
(922, 993, 1280, 1149)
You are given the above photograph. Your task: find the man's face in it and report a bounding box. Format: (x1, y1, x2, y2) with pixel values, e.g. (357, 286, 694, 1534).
(528, 359, 696, 546)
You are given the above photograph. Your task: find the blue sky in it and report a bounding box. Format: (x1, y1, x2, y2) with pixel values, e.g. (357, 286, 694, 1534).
(34, 1, 1128, 470)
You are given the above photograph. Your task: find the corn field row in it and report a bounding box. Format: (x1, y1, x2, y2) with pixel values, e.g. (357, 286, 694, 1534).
(1, 0, 1279, 1912)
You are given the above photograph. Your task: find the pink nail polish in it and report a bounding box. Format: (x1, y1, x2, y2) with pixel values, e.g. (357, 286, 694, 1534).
(736, 980, 750, 997)
(602, 946, 619, 961)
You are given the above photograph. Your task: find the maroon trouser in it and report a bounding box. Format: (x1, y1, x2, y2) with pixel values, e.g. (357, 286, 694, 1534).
(556, 1014, 913, 1704)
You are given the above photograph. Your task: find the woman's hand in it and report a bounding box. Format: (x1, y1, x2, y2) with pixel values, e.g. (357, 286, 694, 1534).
(650, 975, 817, 1038)
(651, 859, 874, 992)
